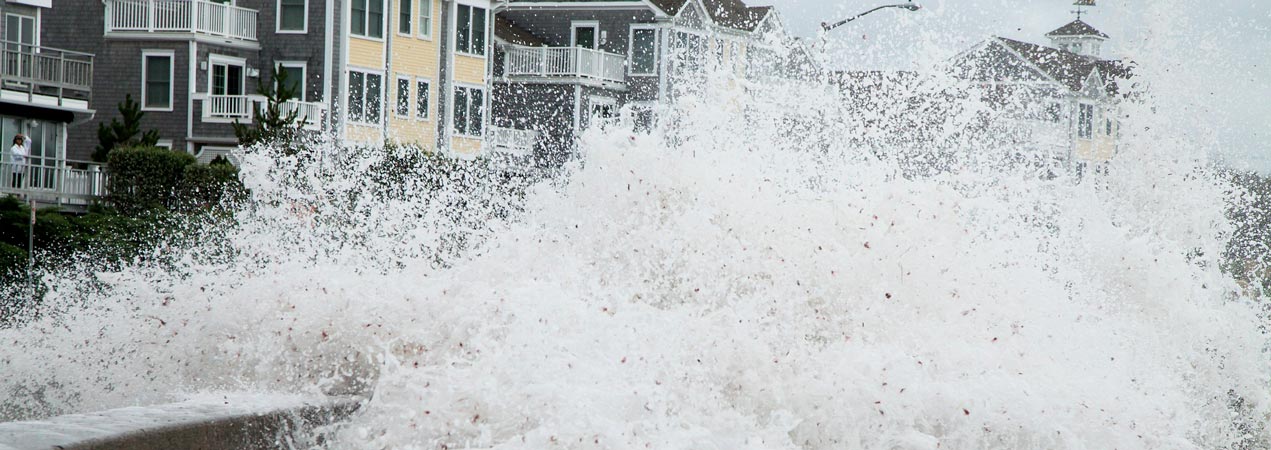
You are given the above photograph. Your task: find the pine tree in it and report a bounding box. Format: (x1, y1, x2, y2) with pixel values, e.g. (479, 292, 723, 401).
(234, 68, 309, 153)
(94, 94, 160, 162)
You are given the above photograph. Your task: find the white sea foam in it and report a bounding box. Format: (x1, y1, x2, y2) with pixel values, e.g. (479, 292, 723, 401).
(2, 3, 1269, 449)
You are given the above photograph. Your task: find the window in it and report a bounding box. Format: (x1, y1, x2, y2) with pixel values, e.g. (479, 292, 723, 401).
(452, 85, 483, 136)
(278, 0, 307, 32)
(352, 0, 384, 38)
(398, 0, 411, 35)
(572, 22, 597, 49)
(418, 0, 432, 38)
(210, 57, 245, 96)
(347, 70, 383, 123)
(276, 62, 306, 101)
(1078, 104, 1094, 139)
(629, 27, 657, 75)
(395, 75, 410, 117)
(142, 51, 173, 110)
(1105, 118, 1113, 136)
(416, 79, 430, 120)
(7, 14, 36, 78)
(454, 4, 486, 55)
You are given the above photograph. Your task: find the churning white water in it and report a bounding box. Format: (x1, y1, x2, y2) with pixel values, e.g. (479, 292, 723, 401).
(2, 3, 1270, 449)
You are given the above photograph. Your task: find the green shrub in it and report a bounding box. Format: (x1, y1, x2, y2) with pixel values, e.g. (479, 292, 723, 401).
(107, 146, 197, 214)
(176, 162, 245, 211)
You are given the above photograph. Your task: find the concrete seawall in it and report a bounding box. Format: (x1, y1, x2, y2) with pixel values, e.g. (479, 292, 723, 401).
(0, 394, 361, 450)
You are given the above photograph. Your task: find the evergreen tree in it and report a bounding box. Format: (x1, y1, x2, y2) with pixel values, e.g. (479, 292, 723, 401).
(234, 68, 310, 153)
(94, 94, 160, 162)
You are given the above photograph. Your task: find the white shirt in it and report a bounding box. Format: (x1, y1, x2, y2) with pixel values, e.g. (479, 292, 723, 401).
(10, 138, 29, 173)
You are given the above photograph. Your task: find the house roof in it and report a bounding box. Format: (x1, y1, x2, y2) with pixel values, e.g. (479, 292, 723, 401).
(494, 15, 546, 46)
(1045, 19, 1109, 39)
(648, 0, 772, 31)
(995, 37, 1128, 93)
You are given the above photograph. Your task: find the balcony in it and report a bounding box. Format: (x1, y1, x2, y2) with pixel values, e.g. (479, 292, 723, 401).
(0, 41, 93, 112)
(273, 100, 326, 131)
(200, 95, 327, 130)
(503, 45, 626, 87)
(104, 0, 259, 44)
(488, 127, 538, 156)
(0, 158, 108, 206)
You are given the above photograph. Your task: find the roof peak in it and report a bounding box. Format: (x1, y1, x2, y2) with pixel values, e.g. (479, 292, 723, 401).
(1045, 19, 1110, 39)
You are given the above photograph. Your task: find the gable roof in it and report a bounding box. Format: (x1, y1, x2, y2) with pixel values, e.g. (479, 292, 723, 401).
(1045, 19, 1109, 39)
(648, 0, 773, 31)
(994, 37, 1128, 93)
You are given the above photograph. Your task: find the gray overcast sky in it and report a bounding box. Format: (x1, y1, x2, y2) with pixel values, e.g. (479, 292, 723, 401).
(759, 0, 1271, 173)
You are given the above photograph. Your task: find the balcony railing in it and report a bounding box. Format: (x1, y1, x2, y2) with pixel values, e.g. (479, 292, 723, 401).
(488, 127, 539, 155)
(104, 0, 259, 42)
(504, 46, 626, 84)
(0, 41, 93, 109)
(202, 94, 255, 121)
(0, 159, 108, 205)
(273, 100, 326, 131)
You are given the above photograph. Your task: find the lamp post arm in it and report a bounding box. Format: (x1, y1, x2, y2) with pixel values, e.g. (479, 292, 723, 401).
(821, 3, 919, 32)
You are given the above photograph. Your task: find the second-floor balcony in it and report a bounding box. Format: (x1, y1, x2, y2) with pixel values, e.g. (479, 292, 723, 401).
(504, 45, 626, 87)
(104, 0, 259, 43)
(0, 41, 93, 112)
(199, 94, 326, 131)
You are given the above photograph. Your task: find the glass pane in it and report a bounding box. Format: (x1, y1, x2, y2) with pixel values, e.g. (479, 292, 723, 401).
(453, 87, 468, 135)
(352, 0, 366, 35)
(369, 0, 384, 37)
(227, 65, 244, 95)
(281, 2, 305, 30)
(348, 72, 364, 121)
(632, 29, 655, 74)
(470, 88, 483, 135)
(574, 27, 595, 49)
(416, 81, 429, 119)
(472, 7, 486, 55)
(456, 5, 470, 53)
(419, 0, 431, 36)
(396, 78, 410, 116)
(366, 74, 382, 122)
(282, 66, 304, 100)
(145, 56, 171, 108)
(399, 0, 411, 34)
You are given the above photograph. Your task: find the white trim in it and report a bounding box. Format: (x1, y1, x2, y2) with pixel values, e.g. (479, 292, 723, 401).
(452, 2, 488, 57)
(450, 82, 486, 138)
(346, 67, 385, 125)
(350, 0, 388, 40)
(414, 76, 431, 121)
(417, 0, 434, 40)
(571, 20, 600, 49)
(393, 73, 412, 118)
(503, 1, 654, 11)
(395, 0, 413, 36)
(276, 0, 309, 34)
(628, 24, 659, 76)
(207, 54, 248, 96)
(141, 50, 175, 112)
(275, 61, 308, 101)
(155, 139, 174, 149)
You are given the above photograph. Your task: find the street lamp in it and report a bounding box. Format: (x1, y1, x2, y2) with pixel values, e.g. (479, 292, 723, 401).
(821, 2, 921, 32)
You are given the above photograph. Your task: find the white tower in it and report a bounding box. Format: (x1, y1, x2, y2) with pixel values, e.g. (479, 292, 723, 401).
(1045, 20, 1109, 57)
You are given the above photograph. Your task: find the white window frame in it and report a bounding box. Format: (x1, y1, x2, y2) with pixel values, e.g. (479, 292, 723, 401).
(451, 83, 485, 138)
(275, 61, 307, 102)
(628, 24, 658, 76)
(208, 54, 248, 96)
(346, 67, 384, 125)
(276, 0, 308, 34)
(155, 139, 174, 149)
(5, 13, 38, 47)
(351, 0, 387, 41)
(396, 0, 412, 36)
(415, 77, 431, 120)
(452, 2, 487, 57)
(394, 73, 412, 118)
(417, 0, 433, 40)
(571, 20, 599, 49)
(141, 50, 175, 112)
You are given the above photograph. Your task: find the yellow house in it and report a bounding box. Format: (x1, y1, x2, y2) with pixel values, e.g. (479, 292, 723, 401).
(340, 0, 491, 156)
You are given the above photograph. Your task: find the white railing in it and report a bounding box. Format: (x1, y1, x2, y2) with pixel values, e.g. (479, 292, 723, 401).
(104, 0, 258, 41)
(273, 100, 326, 130)
(203, 94, 256, 121)
(504, 46, 626, 83)
(1, 41, 93, 106)
(488, 127, 538, 155)
(0, 159, 108, 205)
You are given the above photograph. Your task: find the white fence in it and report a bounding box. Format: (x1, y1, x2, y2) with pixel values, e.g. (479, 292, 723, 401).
(0, 159, 108, 205)
(104, 0, 258, 41)
(488, 127, 538, 155)
(203, 94, 256, 121)
(275, 100, 326, 130)
(504, 46, 626, 83)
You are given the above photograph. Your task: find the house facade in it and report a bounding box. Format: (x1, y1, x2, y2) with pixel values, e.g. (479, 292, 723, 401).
(488, 0, 801, 162)
(24, 0, 490, 164)
(950, 19, 1131, 174)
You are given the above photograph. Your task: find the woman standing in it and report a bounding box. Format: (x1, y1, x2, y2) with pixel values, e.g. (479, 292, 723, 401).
(10, 133, 29, 189)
